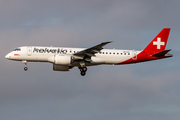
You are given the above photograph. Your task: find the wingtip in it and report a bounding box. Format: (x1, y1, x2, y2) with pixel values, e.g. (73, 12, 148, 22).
(106, 41, 113, 43)
(102, 41, 113, 44)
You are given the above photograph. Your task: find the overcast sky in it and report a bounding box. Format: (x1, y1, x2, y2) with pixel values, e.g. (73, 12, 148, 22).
(0, 0, 180, 120)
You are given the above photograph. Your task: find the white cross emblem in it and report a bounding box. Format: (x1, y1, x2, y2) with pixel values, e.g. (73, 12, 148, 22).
(153, 37, 165, 49)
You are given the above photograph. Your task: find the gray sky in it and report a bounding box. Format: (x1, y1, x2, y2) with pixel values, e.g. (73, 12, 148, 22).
(0, 0, 180, 120)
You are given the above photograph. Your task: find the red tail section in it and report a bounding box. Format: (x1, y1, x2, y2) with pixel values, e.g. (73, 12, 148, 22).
(119, 28, 171, 64)
(143, 28, 171, 54)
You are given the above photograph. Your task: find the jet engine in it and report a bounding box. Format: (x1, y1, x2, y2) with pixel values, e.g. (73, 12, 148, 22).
(48, 55, 72, 65)
(91, 57, 105, 64)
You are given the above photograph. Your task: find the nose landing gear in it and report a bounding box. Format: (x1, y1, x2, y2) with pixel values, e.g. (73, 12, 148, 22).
(24, 67, 28, 71)
(22, 60, 28, 71)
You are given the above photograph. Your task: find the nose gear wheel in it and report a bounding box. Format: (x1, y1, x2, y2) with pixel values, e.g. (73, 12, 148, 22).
(24, 67, 28, 71)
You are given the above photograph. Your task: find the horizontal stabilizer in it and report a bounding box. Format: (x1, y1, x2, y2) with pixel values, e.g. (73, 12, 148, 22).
(152, 49, 171, 57)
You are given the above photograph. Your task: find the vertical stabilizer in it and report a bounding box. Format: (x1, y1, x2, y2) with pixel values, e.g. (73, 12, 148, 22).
(143, 28, 171, 54)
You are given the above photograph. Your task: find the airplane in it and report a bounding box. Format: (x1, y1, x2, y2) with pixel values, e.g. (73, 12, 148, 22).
(5, 28, 172, 76)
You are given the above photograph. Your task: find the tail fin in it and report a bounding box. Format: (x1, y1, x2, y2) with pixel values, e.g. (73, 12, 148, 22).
(118, 28, 172, 65)
(143, 28, 171, 54)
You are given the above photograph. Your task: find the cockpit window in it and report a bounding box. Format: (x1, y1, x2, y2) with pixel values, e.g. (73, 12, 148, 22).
(14, 48, 21, 51)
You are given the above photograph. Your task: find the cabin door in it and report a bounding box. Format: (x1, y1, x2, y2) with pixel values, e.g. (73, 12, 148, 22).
(27, 47, 32, 56)
(132, 50, 137, 60)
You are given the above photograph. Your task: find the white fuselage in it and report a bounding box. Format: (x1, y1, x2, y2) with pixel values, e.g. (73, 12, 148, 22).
(5, 46, 141, 66)
(4, 28, 172, 76)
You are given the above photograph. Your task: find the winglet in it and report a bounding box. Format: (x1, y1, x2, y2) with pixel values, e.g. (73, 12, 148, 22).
(101, 41, 113, 47)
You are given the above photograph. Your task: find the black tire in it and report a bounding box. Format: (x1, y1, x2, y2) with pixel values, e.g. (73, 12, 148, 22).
(80, 68, 83, 72)
(82, 67, 87, 72)
(24, 67, 28, 71)
(81, 71, 86, 76)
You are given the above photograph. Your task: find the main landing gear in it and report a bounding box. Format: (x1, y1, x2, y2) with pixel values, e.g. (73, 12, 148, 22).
(79, 67, 87, 76)
(79, 61, 87, 76)
(22, 60, 28, 71)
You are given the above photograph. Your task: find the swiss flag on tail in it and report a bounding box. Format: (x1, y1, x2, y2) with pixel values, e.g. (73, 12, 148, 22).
(143, 28, 171, 54)
(119, 28, 172, 65)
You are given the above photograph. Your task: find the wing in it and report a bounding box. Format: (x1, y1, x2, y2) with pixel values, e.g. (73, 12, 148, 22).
(72, 41, 112, 61)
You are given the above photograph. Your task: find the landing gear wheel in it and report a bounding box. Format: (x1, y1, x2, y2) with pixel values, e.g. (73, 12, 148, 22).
(82, 67, 87, 72)
(80, 68, 83, 72)
(81, 71, 86, 76)
(78, 66, 87, 76)
(24, 67, 28, 71)
(79, 67, 87, 72)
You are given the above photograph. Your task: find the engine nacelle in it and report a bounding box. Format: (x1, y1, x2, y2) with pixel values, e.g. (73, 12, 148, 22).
(91, 57, 105, 64)
(48, 55, 72, 65)
(53, 64, 69, 71)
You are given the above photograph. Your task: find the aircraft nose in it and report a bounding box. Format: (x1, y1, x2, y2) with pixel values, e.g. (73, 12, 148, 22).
(5, 53, 11, 59)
